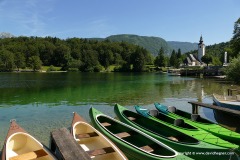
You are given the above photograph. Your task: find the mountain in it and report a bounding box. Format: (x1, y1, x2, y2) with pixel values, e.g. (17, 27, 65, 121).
(106, 34, 171, 56)
(106, 34, 198, 56)
(0, 32, 15, 38)
(0, 32, 198, 56)
(167, 41, 198, 53)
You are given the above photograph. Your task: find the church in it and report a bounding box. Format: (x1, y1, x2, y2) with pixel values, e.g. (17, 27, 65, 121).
(184, 35, 206, 66)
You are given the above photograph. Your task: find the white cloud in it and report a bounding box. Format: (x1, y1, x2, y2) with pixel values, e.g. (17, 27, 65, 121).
(0, 0, 56, 36)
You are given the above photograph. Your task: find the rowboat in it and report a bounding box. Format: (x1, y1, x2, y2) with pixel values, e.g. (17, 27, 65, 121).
(114, 104, 239, 160)
(154, 103, 240, 145)
(71, 112, 128, 160)
(89, 107, 192, 160)
(135, 105, 239, 150)
(1, 120, 57, 160)
(213, 93, 240, 111)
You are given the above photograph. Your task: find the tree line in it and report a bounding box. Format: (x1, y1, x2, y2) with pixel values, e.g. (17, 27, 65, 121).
(0, 37, 153, 72)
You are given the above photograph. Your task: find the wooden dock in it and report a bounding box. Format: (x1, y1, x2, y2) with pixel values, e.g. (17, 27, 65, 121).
(50, 127, 91, 160)
(188, 101, 240, 116)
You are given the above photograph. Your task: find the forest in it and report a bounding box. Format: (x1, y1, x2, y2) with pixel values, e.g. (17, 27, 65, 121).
(0, 37, 153, 72)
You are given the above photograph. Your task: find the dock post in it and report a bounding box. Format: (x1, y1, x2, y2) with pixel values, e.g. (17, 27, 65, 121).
(192, 104, 199, 114)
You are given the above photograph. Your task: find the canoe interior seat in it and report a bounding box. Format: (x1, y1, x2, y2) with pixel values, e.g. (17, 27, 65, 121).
(191, 114, 200, 121)
(75, 132, 98, 139)
(115, 130, 136, 138)
(140, 145, 154, 153)
(9, 149, 47, 160)
(101, 122, 111, 127)
(149, 110, 159, 117)
(128, 116, 136, 121)
(174, 119, 185, 127)
(87, 147, 115, 157)
(168, 106, 176, 113)
(168, 136, 179, 141)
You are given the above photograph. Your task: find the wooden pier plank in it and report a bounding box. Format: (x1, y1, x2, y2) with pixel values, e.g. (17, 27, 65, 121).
(51, 127, 91, 160)
(188, 101, 240, 116)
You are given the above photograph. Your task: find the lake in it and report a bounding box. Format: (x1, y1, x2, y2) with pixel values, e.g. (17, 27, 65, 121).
(0, 72, 235, 148)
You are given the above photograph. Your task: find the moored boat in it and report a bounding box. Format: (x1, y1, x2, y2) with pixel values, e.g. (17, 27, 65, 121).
(213, 93, 240, 111)
(135, 105, 239, 150)
(1, 120, 57, 160)
(89, 107, 192, 160)
(154, 102, 240, 145)
(114, 103, 239, 160)
(71, 112, 128, 160)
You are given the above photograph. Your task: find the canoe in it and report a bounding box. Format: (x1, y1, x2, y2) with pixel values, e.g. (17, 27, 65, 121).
(213, 93, 240, 111)
(89, 107, 192, 160)
(71, 112, 128, 160)
(1, 120, 57, 160)
(114, 104, 240, 160)
(154, 103, 240, 145)
(135, 105, 240, 150)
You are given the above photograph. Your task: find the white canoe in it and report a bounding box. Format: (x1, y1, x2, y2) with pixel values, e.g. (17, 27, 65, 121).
(213, 93, 240, 111)
(1, 120, 57, 160)
(71, 112, 128, 160)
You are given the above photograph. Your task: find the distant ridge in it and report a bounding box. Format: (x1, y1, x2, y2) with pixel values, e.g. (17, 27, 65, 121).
(0, 32, 199, 56)
(106, 34, 171, 56)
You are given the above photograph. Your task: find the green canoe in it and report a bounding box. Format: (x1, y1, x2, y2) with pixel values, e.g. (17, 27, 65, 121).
(89, 107, 192, 160)
(135, 105, 239, 151)
(154, 103, 240, 145)
(114, 104, 240, 160)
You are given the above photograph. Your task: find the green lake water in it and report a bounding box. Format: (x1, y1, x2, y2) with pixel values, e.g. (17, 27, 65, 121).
(0, 72, 235, 149)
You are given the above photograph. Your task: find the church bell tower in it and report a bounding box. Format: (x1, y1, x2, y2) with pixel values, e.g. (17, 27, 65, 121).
(198, 35, 205, 62)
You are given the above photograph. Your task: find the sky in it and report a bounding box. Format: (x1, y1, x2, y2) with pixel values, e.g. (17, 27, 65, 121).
(0, 0, 239, 45)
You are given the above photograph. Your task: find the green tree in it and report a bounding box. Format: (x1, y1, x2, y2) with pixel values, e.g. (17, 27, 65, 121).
(201, 54, 212, 66)
(131, 47, 146, 72)
(14, 52, 26, 71)
(80, 50, 101, 72)
(154, 47, 166, 67)
(212, 57, 222, 66)
(231, 18, 240, 57)
(170, 50, 179, 68)
(225, 56, 240, 84)
(0, 49, 15, 71)
(28, 56, 42, 71)
(177, 48, 181, 59)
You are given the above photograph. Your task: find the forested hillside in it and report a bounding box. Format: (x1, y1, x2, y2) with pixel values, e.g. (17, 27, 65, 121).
(0, 36, 153, 72)
(167, 41, 198, 53)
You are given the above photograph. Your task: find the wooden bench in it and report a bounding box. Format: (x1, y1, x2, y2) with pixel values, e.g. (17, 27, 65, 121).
(128, 116, 136, 121)
(9, 149, 47, 160)
(115, 130, 136, 138)
(87, 147, 115, 157)
(140, 145, 154, 153)
(75, 132, 98, 139)
(101, 122, 111, 127)
(168, 136, 179, 141)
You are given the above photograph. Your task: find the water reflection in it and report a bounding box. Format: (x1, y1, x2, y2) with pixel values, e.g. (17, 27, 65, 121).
(0, 72, 238, 148)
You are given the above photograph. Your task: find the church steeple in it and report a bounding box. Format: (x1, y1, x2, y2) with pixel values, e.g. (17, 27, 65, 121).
(199, 35, 203, 45)
(198, 35, 205, 62)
